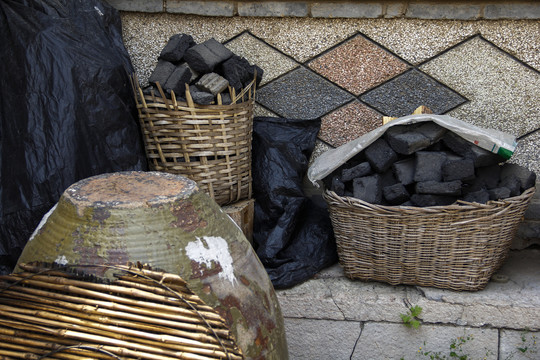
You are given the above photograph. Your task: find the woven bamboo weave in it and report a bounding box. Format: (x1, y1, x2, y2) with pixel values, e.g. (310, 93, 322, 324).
(0, 262, 244, 359)
(323, 186, 535, 291)
(131, 76, 254, 205)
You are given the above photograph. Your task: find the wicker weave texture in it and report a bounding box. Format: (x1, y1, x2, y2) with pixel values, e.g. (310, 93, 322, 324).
(323, 187, 535, 291)
(0, 263, 244, 359)
(132, 77, 254, 206)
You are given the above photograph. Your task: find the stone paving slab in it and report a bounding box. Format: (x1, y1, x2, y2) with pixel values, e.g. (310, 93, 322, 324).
(277, 248, 540, 359)
(277, 249, 540, 329)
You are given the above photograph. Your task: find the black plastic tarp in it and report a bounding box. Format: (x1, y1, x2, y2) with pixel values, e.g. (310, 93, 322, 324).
(252, 117, 337, 288)
(0, 0, 147, 274)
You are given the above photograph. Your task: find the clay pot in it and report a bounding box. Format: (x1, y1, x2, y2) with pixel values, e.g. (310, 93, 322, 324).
(17, 171, 288, 359)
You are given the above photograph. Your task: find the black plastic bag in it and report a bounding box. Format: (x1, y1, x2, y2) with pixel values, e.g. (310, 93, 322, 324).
(0, 0, 147, 273)
(252, 117, 337, 288)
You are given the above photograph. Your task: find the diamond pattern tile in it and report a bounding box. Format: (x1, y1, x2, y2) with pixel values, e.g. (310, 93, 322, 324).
(256, 67, 354, 119)
(308, 34, 409, 96)
(319, 101, 382, 147)
(225, 32, 299, 85)
(420, 36, 540, 137)
(360, 69, 467, 118)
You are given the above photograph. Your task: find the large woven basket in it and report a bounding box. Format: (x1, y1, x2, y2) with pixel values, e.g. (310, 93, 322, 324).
(323, 186, 535, 291)
(131, 76, 254, 205)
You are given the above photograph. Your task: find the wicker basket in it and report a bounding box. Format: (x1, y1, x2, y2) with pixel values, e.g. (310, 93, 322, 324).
(323, 186, 535, 291)
(131, 76, 254, 205)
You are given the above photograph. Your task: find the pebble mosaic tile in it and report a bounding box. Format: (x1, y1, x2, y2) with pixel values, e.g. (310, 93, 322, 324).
(256, 67, 354, 119)
(319, 101, 382, 147)
(308, 34, 409, 95)
(360, 69, 467, 118)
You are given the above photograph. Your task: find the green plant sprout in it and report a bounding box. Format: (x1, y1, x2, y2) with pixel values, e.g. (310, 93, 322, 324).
(400, 305, 423, 329)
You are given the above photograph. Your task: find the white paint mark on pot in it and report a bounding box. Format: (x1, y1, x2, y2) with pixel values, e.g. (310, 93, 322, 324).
(186, 236, 237, 284)
(29, 204, 57, 242)
(55, 255, 68, 266)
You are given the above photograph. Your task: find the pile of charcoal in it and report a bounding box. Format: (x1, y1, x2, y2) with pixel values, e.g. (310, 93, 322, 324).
(144, 33, 263, 105)
(323, 121, 536, 207)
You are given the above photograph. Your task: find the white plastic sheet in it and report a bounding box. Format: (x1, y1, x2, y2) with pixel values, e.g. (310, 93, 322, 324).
(308, 114, 517, 186)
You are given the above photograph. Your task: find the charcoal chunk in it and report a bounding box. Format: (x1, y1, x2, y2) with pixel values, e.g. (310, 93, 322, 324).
(463, 189, 490, 204)
(149, 59, 176, 87)
(488, 187, 511, 200)
(184, 38, 233, 73)
(499, 174, 521, 197)
(414, 151, 447, 182)
(188, 85, 214, 105)
(217, 55, 251, 92)
(163, 63, 193, 94)
(416, 122, 447, 143)
(442, 132, 504, 167)
(410, 194, 457, 207)
(386, 130, 430, 155)
(475, 164, 501, 189)
(392, 158, 415, 186)
(353, 175, 382, 204)
(341, 162, 372, 182)
(500, 163, 537, 191)
(159, 34, 195, 63)
(383, 183, 410, 205)
(330, 176, 345, 196)
(442, 158, 475, 182)
(415, 180, 462, 196)
(364, 138, 398, 173)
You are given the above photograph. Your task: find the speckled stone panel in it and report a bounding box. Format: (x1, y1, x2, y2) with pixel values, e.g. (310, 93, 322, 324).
(319, 101, 382, 147)
(360, 69, 467, 117)
(224, 32, 299, 85)
(256, 67, 354, 119)
(420, 36, 540, 137)
(308, 34, 409, 95)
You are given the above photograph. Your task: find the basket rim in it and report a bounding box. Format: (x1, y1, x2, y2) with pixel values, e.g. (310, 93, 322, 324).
(323, 185, 536, 215)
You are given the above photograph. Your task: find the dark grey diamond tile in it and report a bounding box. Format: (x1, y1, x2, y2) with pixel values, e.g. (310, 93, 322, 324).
(360, 69, 467, 118)
(256, 67, 354, 119)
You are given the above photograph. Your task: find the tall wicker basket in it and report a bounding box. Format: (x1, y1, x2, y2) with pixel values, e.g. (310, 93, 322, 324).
(131, 76, 254, 206)
(323, 186, 535, 291)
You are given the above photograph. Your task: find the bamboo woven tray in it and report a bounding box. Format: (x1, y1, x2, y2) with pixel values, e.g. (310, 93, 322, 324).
(323, 186, 535, 291)
(0, 262, 244, 359)
(131, 76, 254, 206)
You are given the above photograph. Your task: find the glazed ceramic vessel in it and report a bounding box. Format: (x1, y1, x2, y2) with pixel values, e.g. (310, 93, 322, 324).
(17, 171, 288, 359)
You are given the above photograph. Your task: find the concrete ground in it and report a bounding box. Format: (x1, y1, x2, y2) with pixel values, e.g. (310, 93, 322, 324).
(277, 248, 540, 359)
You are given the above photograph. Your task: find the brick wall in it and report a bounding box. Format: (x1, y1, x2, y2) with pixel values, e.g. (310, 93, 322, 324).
(106, 0, 540, 19)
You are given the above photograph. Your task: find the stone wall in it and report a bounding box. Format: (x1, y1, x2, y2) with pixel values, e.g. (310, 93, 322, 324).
(107, 0, 540, 20)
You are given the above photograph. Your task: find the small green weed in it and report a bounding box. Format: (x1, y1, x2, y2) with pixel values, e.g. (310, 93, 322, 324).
(400, 305, 423, 329)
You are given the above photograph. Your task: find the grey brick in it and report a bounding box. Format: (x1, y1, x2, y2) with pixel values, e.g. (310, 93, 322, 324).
(406, 3, 481, 20)
(238, 1, 308, 17)
(385, 3, 406, 18)
(166, 0, 234, 16)
(104, 0, 163, 12)
(311, 3, 382, 19)
(484, 3, 540, 19)
(196, 72, 229, 96)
